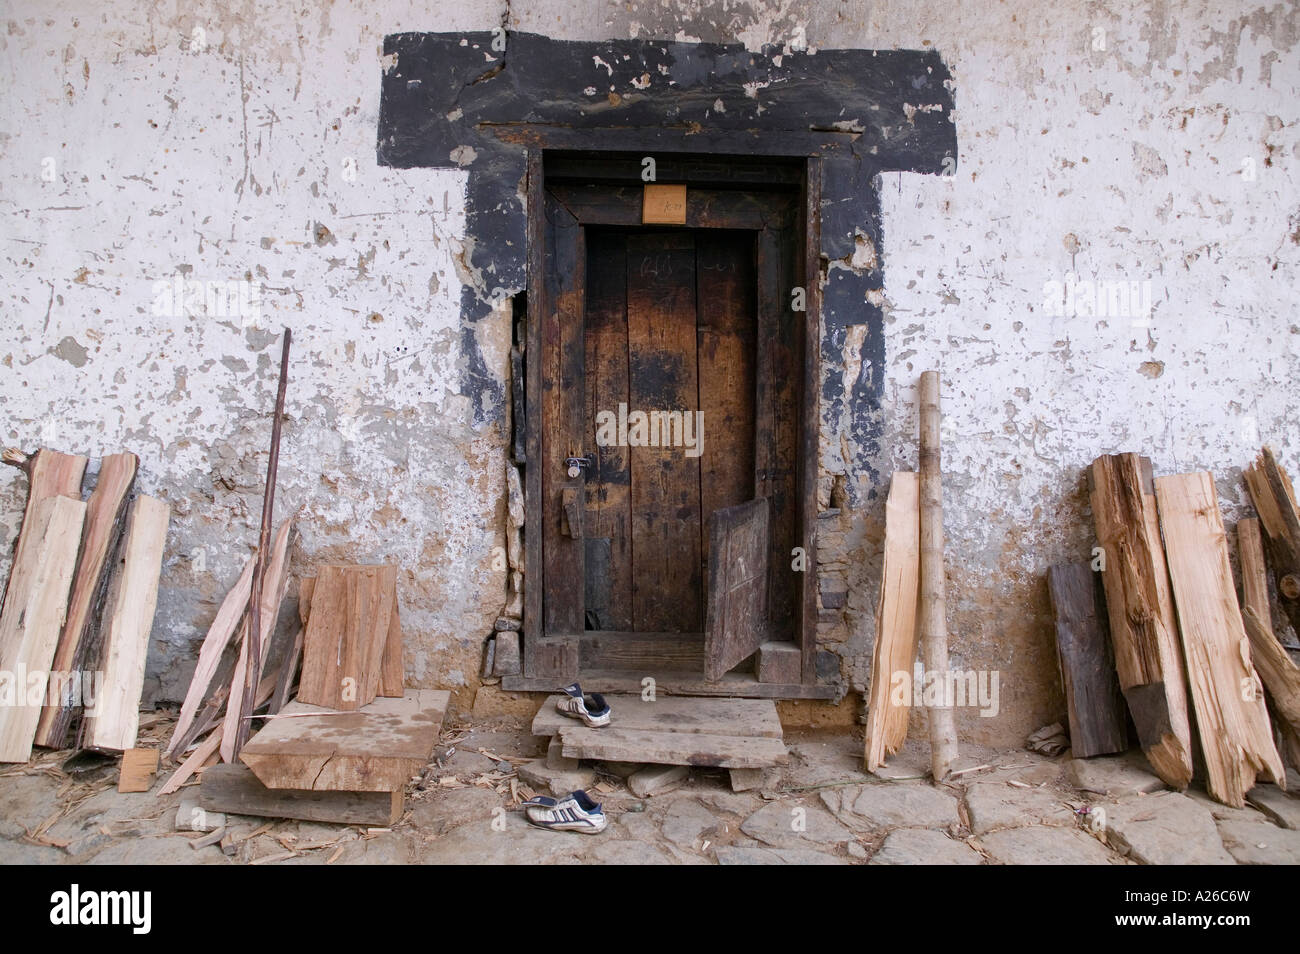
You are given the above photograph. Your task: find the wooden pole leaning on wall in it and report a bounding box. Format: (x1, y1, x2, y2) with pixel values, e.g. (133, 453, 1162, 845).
(918, 370, 958, 780)
(232, 327, 292, 758)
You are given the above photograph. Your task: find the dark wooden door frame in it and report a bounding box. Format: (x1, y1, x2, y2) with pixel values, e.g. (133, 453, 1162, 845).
(508, 149, 830, 700)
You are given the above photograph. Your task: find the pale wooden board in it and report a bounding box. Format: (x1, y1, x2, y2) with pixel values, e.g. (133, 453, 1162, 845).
(240, 688, 448, 792)
(865, 472, 919, 771)
(1156, 471, 1285, 806)
(1, 449, 87, 611)
(81, 495, 169, 753)
(531, 693, 783, 740)
(201, 763, 402, 826)
(118, 747, 159, 792)
(0, 495, 87, 762)
(558, 725, 788, 768)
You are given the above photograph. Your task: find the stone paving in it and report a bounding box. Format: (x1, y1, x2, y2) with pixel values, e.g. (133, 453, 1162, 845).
(3, 719, 1299, 865)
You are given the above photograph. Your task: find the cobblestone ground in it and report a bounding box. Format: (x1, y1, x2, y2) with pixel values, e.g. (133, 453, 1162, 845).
(3, 718, 1298, 865)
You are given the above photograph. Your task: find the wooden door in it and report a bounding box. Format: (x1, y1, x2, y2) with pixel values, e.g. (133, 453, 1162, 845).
(522, 157, 818, 690)
(583, 229, 757, 636)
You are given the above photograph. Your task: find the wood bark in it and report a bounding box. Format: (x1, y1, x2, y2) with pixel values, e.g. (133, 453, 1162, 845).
(1243, 447, 1300, 637)
(1047, 563, 1128, 758)
(918, 371, 957, 780)
(33, 452, 137, 749)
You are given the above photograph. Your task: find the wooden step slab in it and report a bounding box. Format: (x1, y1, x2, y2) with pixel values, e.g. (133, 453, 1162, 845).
(201, 763, 402, 826)
(240, 688, 449, 792)
(558, 725, 788, 769)
(531, 693, 782, 740)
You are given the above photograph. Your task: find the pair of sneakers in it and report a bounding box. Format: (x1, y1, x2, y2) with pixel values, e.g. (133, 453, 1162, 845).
(521, 684, 613, 834)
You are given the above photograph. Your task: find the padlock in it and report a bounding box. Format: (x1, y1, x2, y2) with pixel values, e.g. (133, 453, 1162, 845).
(567, 463, 581, 479)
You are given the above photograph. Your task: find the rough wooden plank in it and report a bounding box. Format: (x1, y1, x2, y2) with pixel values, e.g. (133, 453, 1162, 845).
(696, 232, 756, 528)
(1047, 563, 1127, 758)
(559, 726, 788, 769)
(548, 183, 792, 230)
(704, 498, 769, 680)
(118, 747, 159, 793)
(165, 553, 254, 759)
(583, 232, 632, 631)
(34, 452, 137, 749)
(81, 495, 169, 753)
(1156, 471, 1284, 806)
(240, 688, 449, 792)
(296, 564, 397, 711)
(531, 692, 782, 740)
(201, 763, 402, 826)
(1089, 453, 1193, 788)
(866, 471, 920, 771)
(1243, 447, 1300, 637)
(0, 495, 87, 762)
(627, 231, 702, 632)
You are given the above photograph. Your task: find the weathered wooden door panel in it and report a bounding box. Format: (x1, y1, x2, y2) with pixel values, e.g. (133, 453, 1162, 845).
(541, 192, 586, 639)
(697, 233, 757, 536)
(627, 232, 703, 632)
(584, 234, 633, 631)
(705, 497, 770, 681)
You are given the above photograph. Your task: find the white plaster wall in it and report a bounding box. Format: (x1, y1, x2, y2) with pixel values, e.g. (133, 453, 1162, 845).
(2, 0, 1296, 740)
(1, 0, 517, 704)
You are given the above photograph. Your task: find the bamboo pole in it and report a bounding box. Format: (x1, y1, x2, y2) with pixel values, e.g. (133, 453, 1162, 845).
(918, 370, 957, 779)
(231, 327, 292, 758)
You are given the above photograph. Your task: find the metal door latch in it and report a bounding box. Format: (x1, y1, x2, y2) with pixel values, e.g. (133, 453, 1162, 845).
(565, 455, 594, 479)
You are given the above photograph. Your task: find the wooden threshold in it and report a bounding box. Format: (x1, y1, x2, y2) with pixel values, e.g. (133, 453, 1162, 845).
(501, 669, 835, 699)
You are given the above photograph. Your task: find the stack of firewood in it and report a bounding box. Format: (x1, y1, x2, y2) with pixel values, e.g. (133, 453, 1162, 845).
(0, 447, 168, 765)
(1044, 447, 1300, 808)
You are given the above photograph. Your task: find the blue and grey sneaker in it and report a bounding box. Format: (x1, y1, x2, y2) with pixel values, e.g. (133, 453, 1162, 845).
(557, 682, 611, 727)
(523, 790, 608, 834)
